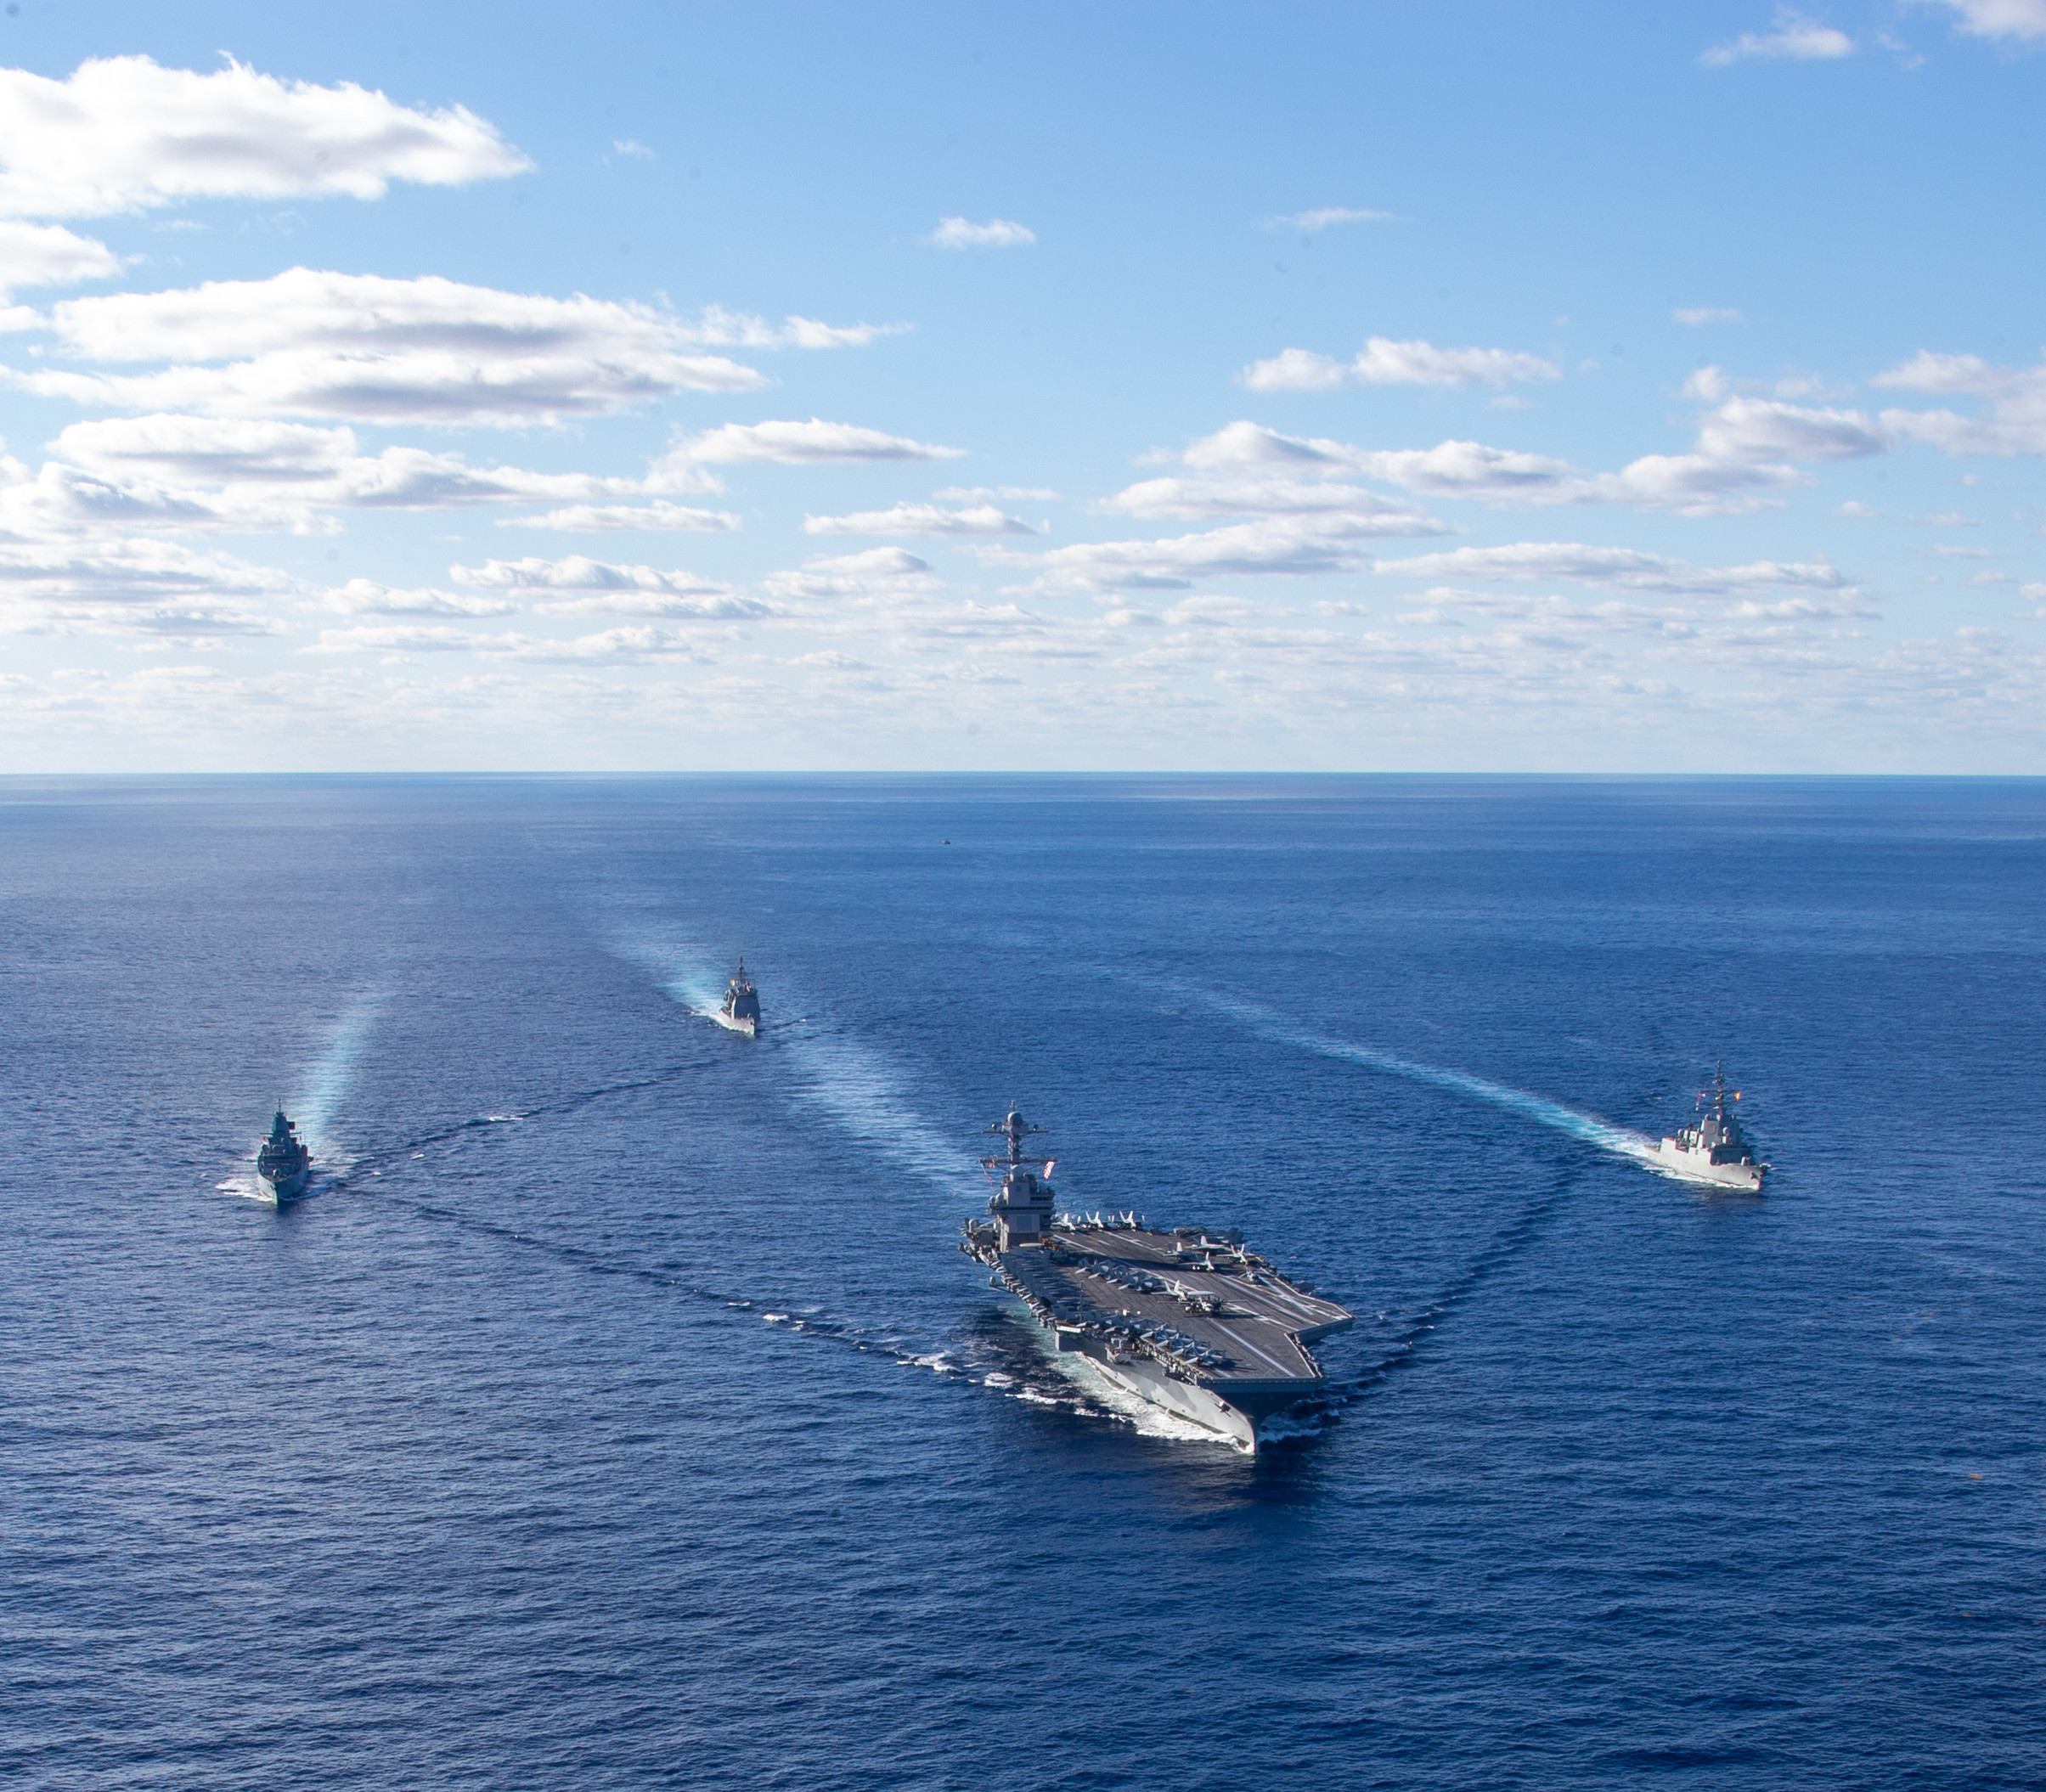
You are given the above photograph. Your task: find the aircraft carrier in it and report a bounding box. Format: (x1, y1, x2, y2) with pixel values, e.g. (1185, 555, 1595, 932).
(961, 1107, 1352, 1451)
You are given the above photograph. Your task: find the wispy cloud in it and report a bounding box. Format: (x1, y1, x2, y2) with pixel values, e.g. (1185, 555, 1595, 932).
(14, 269, 775, 425)
(1372, 541, 1852, 598)
(500, 501, 742, 533)
(1241, 337, 1560, 392)
(1700, 8, 1856, 65)
(1914, 0, 2046, 43)
(321, 579, 516, 618)
(446, 555, 769, 621)
(656, 418, 965, 468)
(927, 216, 1035, 249)
(1157, 390, 1887, 519)
(803, 502, 1034, 537)
(1674, 307, 1744, 325)
(1873, 349, 2046, 453)
(1263, 206, 1395, 232)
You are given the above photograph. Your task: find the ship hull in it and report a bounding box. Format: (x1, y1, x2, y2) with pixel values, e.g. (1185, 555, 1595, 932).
(1654, 1140, 1763, 1191)
(1083, 1352, 1321, 1451)
(257, 1163, 312, 1204)
(712, 1011, 758, 1036)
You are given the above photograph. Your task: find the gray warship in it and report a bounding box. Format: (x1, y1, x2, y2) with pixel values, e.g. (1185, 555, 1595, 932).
(256, 1109, 313, 1204)
(961, 1107, 1353, 1451)
(714, 959, 760, 1036)
(1654, 1062, 1767, 1191)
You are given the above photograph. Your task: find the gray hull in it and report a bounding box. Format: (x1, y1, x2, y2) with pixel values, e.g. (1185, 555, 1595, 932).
(257, 1163, 312, 1204)
(1079, 1351, 1317, 1451)
(1654, 1139, 1764, 1191)
(712, 1011, 758, 1036)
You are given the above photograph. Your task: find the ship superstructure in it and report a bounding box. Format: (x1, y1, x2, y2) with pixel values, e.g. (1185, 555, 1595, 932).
(1655, 1062, 1767, 1191)
(256, 1109, 313, 1204)
(961, 1107, 1353, 1451)
(715, 959, 761, 1036)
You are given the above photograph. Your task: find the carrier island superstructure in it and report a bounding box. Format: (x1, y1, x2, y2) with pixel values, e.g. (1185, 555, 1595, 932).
(961, 1107, 1353, 1451)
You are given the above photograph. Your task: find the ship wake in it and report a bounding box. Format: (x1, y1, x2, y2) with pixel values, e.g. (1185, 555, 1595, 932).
(293, 990, 384, 1159)
(1184, 986, 1661, 1171)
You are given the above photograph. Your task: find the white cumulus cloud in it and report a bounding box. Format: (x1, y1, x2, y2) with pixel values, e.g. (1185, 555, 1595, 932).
(1167, 397, 1883, 517)
(501, 500, 742, 533)
(0, 55, 527, 220)
(927, 216, 1035, 249)
(14, 269, 770, 425)
(447, 555, 766, 618)
(40, 413, 651, 528)
(764, 546, 940, 603)
(1914, 0, 2046, 42)
(0, 533, 292, 641)
(1700, 9, 1857, 65)
(1241, 336, 1560, 392)
(322, 579, 516, 617)
(1373, 542, 1851, 598)
(803, 502, 1034, 537)
(1874, 350, 2046, 454)
(0, 219, 121, 296)
(655, 418, 965, 469)
(1004, 515, 1429, 595)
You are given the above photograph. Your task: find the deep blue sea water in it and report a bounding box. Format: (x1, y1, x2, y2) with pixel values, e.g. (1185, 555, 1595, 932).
(2, 775, 2042, 1790)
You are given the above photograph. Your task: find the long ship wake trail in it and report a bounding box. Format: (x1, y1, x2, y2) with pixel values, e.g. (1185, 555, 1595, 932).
(294, 991, 384, 1149)
(1185, 986, 1660, 1169)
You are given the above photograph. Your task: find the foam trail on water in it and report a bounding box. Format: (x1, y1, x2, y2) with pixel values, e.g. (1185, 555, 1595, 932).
(613, 931, 725, 1020)
(293, 991, 383, 1151)
(779, 1025, 983, 1201)
(614, 929, 980, 1201)
(1186, 986, 1660, 1168)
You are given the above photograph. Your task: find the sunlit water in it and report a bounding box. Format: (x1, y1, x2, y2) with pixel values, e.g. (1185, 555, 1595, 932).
(3, 775, 2042, 1789)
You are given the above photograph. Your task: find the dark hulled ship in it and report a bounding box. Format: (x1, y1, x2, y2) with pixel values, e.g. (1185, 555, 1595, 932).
(256, 1109, 313, 1204)
(714, 959, 761, 1035)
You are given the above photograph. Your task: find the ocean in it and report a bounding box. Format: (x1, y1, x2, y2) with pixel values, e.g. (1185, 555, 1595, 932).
(2, 775, 2041, 1789)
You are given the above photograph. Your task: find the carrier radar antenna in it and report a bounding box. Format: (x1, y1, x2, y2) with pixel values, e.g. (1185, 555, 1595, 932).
(983, 1103, 1051, 1171)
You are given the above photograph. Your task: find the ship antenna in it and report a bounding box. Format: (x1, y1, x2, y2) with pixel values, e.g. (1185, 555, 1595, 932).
(983, 1102, 1048, 1169)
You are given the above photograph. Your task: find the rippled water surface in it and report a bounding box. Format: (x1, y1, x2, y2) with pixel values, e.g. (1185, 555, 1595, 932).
(3, 775, 2042, 1789)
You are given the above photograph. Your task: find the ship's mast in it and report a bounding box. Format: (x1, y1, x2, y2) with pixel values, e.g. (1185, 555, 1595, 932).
(981, 1104, 1057, 1248)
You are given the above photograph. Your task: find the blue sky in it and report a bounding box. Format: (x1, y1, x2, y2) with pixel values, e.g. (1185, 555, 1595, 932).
(0, 1, 2042, 772)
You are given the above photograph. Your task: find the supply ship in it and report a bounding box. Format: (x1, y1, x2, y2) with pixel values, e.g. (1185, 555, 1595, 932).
(961, 1107, 1353, 1451)
(256, 1109, 313, 1204)
(714, 959, 760, 1036)
(1655, 1063, 1767, 1191)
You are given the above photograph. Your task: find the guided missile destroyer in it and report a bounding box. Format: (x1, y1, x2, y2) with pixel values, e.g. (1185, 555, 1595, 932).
(961, 1107, 1353, 1451)
(1655, 1062, 1767, 1191)
(256, 1109, 313, 1204)
(714, 959, 760, 1036)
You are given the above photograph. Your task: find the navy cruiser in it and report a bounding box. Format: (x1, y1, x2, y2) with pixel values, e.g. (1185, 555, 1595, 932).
(1655, 1063, 1767, 1191)
(714, 959, 761, 1036)
(256, 1109, 313, 1204)
(961, 1107, 1353, 1451)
